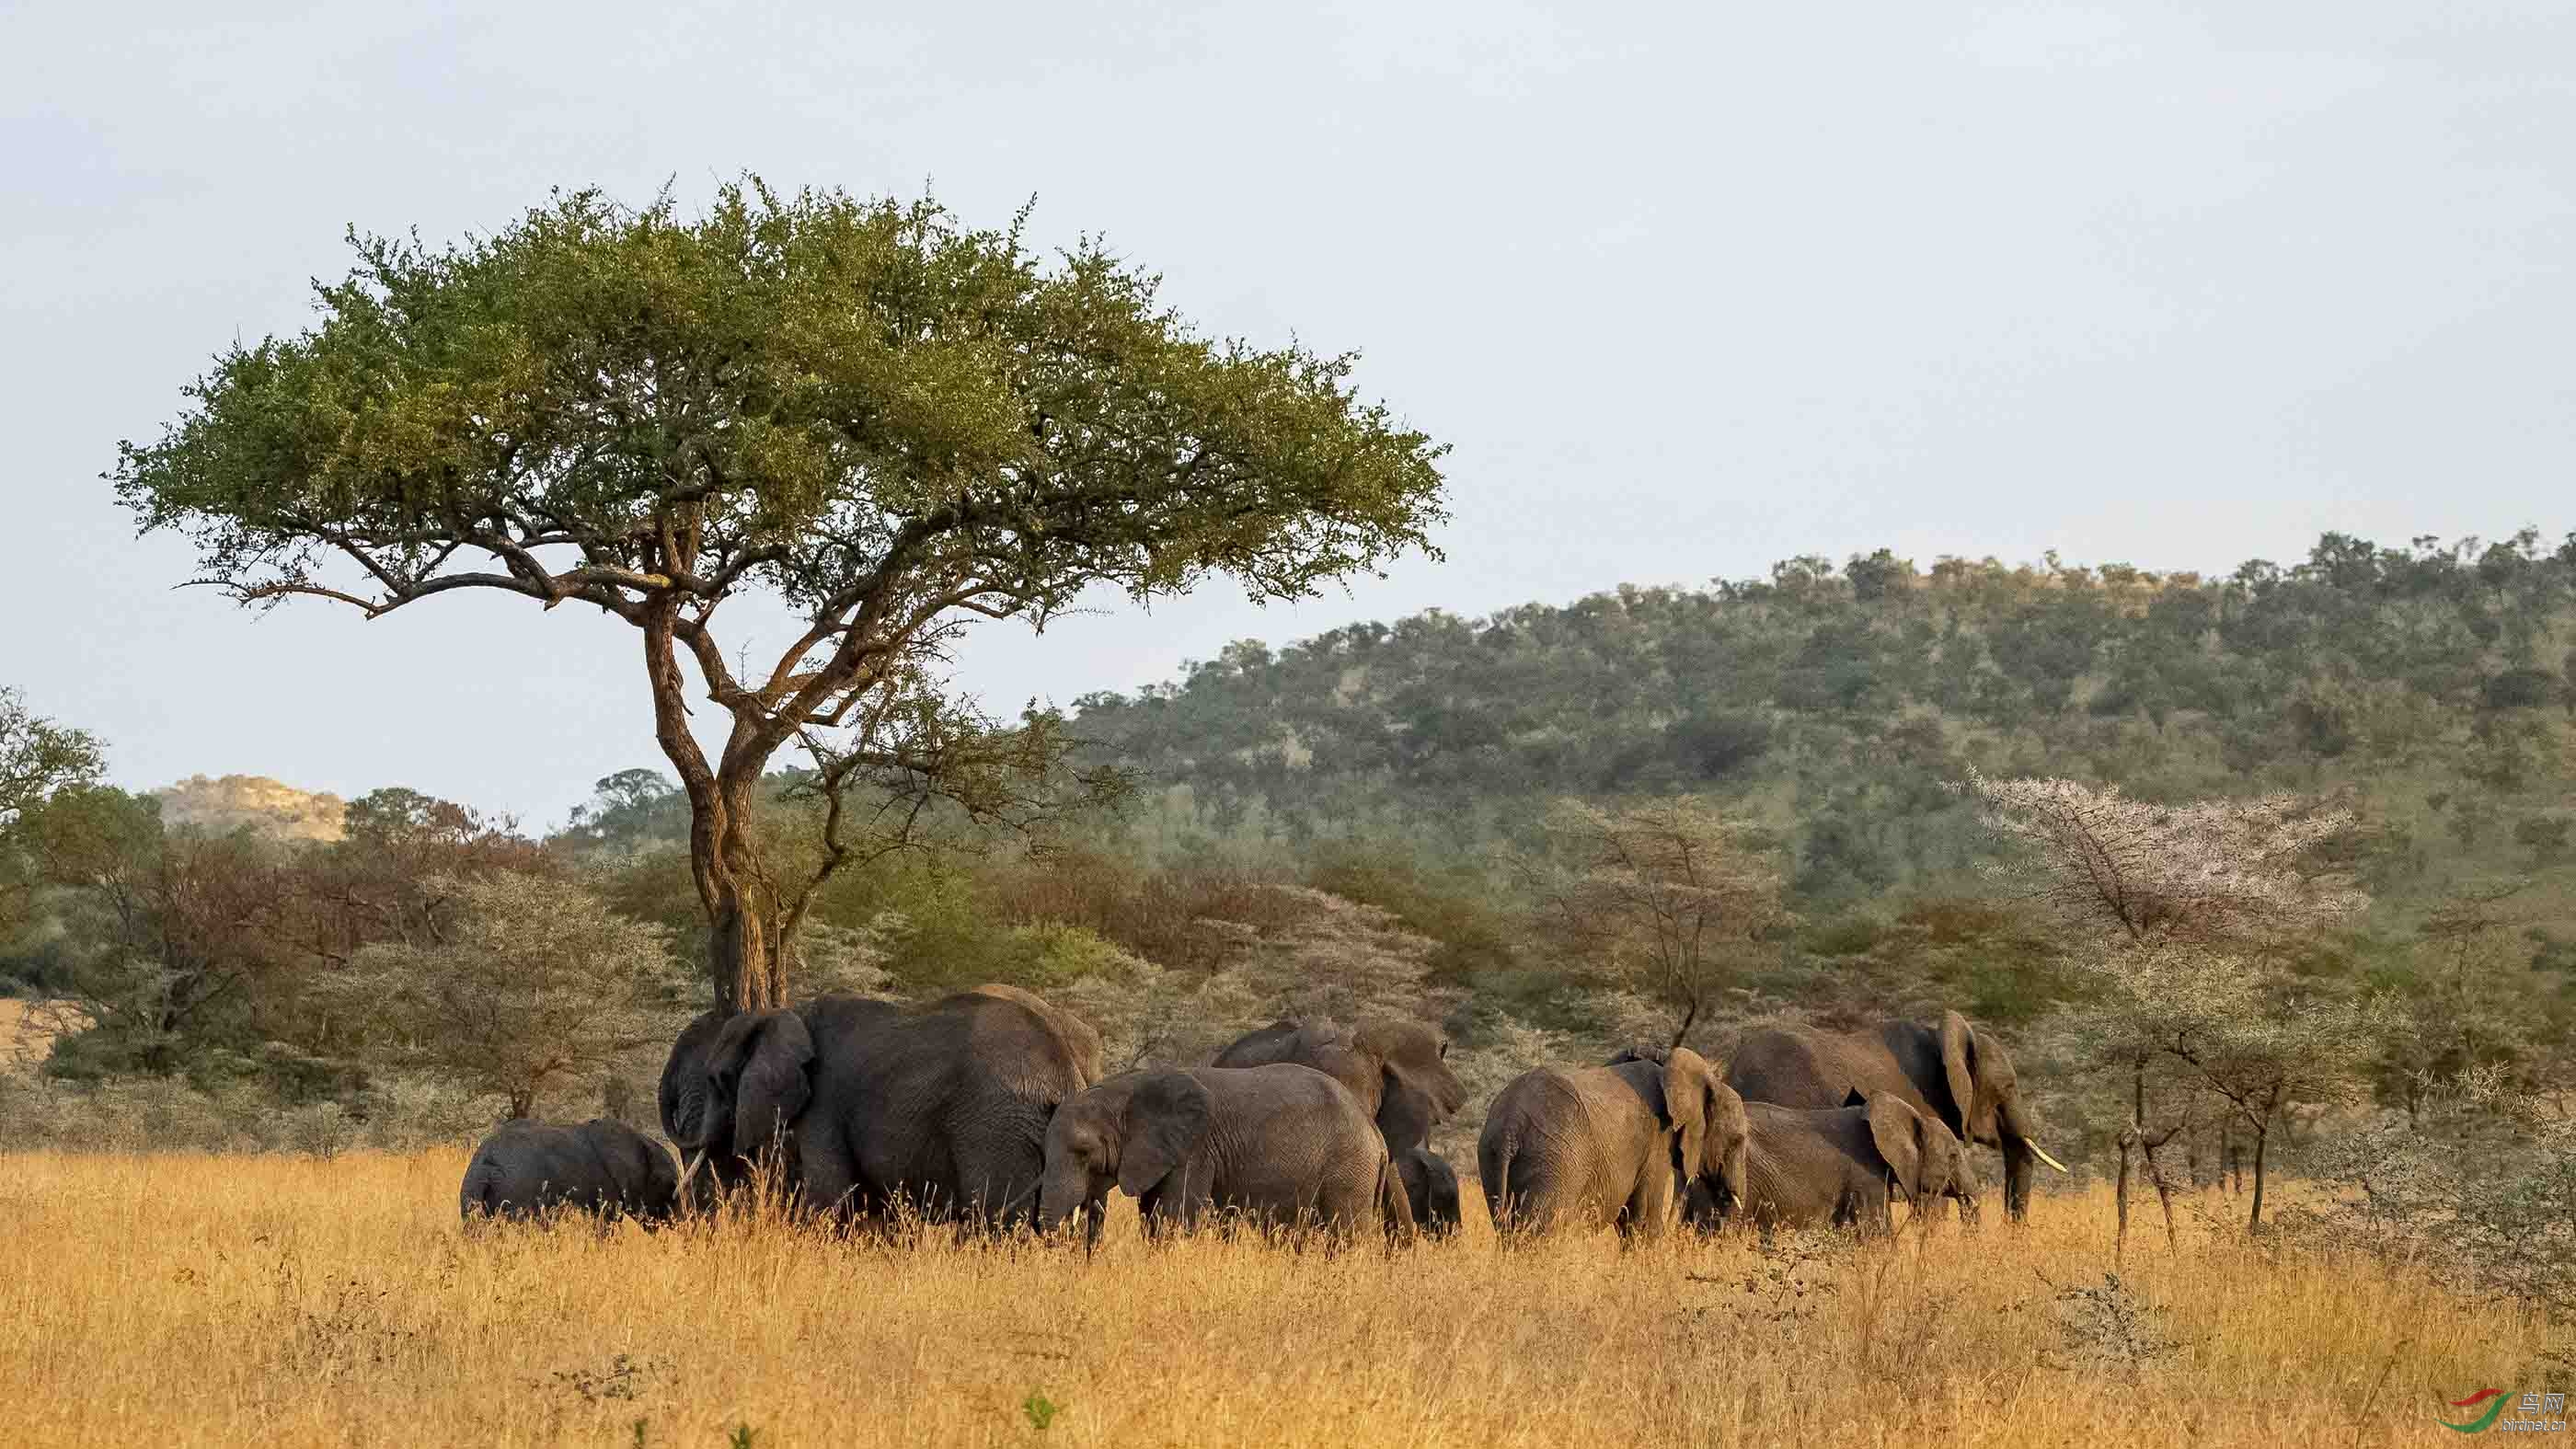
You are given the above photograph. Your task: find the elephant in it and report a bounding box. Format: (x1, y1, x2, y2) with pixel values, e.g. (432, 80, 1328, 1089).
(1397, 1146, 1463, 1237)
(459, 1117, 680, 1225)
(1692, 1092, 1976, 1235)
(657, 983, 1103, 1226)
(1036, 1063, 1415, 1246)
(1478, 1045, 1747, 1239)
(1211, 1016, 1467, 1162)
(1725, 1010, 2068, 1221)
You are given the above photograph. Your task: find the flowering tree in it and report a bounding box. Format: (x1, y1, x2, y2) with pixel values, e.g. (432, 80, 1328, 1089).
(1956, 772, 2370, 1237)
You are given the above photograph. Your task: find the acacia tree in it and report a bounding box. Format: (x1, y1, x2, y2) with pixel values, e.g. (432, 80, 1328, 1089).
(113, 180, 1448, 1011)
(1957, 772, 2368, 1238)
(1521, 797, 1789, 1048)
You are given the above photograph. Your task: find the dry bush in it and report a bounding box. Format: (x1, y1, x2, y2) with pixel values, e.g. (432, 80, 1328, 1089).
(986, 850, 1308, 973)
(0, 1069, 504, 1156)
(2286, 1067, 2576, 1319)
(1056, 887, 1457, 1073)
(0, 1156, 2539, 1447)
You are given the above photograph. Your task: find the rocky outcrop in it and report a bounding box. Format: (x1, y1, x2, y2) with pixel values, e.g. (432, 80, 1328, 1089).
(152, 775, 346, 841)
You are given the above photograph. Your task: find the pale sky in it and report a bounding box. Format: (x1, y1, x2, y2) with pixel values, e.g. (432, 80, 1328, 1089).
(7, 2, 2573, 826)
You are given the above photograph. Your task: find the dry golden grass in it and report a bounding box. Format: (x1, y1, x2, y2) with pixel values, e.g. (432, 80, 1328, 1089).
(0, 998, 75, 1067)
(0, 1150, 2548, 1446)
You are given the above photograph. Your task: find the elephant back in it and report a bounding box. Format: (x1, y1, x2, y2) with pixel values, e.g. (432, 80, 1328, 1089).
(1729, 1025, 1947, 1130)
(963, 983, 1105, 1087)
(936, 985, 1102, 1099)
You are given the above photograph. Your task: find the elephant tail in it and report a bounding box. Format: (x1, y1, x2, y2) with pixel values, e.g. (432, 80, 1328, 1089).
(1377, 1149, 1418, 1248)
(1478, 1131, 1517, 1236)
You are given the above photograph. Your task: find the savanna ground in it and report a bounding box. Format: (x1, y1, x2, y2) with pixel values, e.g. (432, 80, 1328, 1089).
(0, 1153, 2548, 1447)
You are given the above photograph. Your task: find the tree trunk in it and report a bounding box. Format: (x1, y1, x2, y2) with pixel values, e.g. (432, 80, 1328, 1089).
(1669, 997, 1699, 1052)
(2248, 1115, 2271, 1232)
(2142, 1130, 2179, 1252)
(2113, 1128, 2133, 1270)
(644, 596, 794, 1016)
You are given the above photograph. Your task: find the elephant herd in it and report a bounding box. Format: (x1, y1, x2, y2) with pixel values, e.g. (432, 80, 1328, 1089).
(460, 983, 2068, 1247)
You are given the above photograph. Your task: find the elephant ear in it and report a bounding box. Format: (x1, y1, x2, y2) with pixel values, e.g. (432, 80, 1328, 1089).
(659, 1010, 729, 1145)
(711, 1009, 815, 1162)
(1118, 1070, 1213, 1200)
(1938, 1010, 1981, 1141)
(1660, 1048, 1716, 1184)
(1916, 1117, 1961, 1198)
(1866, 1095, 1927, 1198)
(1356, 1018, 1467, 1130)
(1704, 1079, 1750, 1179)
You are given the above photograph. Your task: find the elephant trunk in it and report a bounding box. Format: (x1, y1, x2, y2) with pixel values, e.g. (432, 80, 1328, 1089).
(1997, 1097, 2071, 1221)
(1998, 1133, 2035, 1224)
(1036, 1165, 1090, 1238)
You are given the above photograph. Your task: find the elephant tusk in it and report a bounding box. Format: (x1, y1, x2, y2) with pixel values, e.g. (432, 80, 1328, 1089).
(2028, 1142, 2070, 1175)
(680, 1150, 708, 1213)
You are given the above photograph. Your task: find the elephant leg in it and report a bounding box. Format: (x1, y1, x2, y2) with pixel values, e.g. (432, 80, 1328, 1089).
(1618, 1166, 1675, 1244)
(950, 1136, 1044, 1233)
(799, 1124, 863, 1228)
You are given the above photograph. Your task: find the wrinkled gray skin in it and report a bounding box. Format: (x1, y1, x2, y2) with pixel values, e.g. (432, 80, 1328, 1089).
(1211, 1017, 1467, 1162)
(1038, 1064, 1414, 1246)
(1725, 1011, 2062, 1222)
(658, 983, 1103, 1226)
(1397, 1146, 1463, 1238)
(459, 1118, 680, 1225)
(1686, 1093, 1977, 1235)
(1478, 1045, 1748, 1238)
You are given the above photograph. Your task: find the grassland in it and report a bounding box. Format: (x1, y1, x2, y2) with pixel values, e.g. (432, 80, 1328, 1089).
(0, 1150, 2547, 1447)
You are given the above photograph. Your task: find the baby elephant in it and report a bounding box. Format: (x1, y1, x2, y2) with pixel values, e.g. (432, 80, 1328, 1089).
(1037, 1064, 1414, 1246)
(1397, 1146, 1463, 1237)
(1707, 1092, 1976, 1235)
(459, 1118, 681, 1225)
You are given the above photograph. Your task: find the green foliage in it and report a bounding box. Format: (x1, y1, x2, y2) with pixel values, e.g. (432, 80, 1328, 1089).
(0, 688, 104, 830)
(561, 770, 685, 855)
(1022, 1393, 1060, 1432)
(113, 180, 1447, 617)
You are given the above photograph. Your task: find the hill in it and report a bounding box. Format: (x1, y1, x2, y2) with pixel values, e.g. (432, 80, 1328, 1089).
(153, 775, 346, 841)
(1068, 531, 2576, 934)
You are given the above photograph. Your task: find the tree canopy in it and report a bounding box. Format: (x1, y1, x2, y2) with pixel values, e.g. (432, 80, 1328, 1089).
(113, 178, 1449, 1010)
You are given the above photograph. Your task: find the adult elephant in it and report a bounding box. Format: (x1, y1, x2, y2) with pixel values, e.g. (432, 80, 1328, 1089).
(1211, 1016, 1467, 1168)
(1478, 1045, 1747, 1238)
(1036, 1063, 1413, 1246)
(658, 983, 1103, 1225)
(1695, 1093, 1977, 1235)
(1725, 1011, 2067, 1222)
